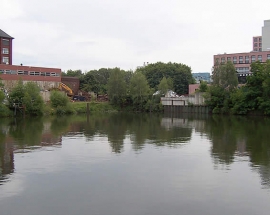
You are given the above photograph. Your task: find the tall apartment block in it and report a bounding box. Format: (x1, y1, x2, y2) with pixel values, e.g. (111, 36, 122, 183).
(214, 19, 270, 83)
(0, 29, 14, 65)
(262, 20, 270, 51)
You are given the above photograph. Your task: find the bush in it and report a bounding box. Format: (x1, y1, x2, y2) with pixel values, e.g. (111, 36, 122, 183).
(0, 104, 12, 117)
(50, 91, 69, 108)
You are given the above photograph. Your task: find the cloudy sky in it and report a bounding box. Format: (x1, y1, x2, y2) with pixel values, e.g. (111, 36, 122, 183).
(1, 0, 270, 73)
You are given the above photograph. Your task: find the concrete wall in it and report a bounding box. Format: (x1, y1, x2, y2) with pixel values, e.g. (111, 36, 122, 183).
(262, 20, 270, 51)
(1, 80, 60, 92)
(161, 92, 205, 106)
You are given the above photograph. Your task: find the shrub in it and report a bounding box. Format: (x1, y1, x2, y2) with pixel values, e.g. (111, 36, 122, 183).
(50, 91, 69, 108)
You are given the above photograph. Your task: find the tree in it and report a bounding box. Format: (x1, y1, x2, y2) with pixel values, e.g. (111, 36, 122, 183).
(107, 68, 127, 105)
(212, 61, 238, 91)
(129, 72, 151, 110)
(8, 81, 44, 115)
(23, 82, 44, 115)
(136, 62, 194, 95)
(158, 77, 169, 95)
(198, 80, 208, 92)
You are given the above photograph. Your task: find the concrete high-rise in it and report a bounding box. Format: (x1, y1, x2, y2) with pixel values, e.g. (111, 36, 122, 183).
(262, 20, 270, 51)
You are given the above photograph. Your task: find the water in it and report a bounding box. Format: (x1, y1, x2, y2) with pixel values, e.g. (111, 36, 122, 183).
(0, 113, 270, 215)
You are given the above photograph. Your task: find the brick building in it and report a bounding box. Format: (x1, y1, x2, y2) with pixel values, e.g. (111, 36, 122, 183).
(213, 19, 270, 82)
(0, 29, 13, 65)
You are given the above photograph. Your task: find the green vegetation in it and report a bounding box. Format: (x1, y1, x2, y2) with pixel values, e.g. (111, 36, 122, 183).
(205, 60, 270, 115)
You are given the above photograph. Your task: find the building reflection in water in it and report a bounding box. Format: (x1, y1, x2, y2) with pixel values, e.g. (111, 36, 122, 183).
(0, 120, 62, 185)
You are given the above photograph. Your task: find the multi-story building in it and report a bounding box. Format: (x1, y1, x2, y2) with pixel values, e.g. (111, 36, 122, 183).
(0, 29, 62, 92)
(0, 29, 14, 65)
(213, 19, 270, 83)
(262, 20, 270, 51)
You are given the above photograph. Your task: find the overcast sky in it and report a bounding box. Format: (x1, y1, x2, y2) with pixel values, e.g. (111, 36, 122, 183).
(1, 0, 270, 73)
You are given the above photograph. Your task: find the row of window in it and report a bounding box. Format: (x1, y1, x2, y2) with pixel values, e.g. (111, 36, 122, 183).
(236, 67, 250, 73)
(254, 43, 262, 47)
(217, 54, 270, 64)
(0, 69, 60, 77)
(254, 48, 262, 52)
(254, 37, 262, 42)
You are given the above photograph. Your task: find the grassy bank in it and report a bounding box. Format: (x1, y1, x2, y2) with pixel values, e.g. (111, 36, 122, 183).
(43, 101, 118, 115)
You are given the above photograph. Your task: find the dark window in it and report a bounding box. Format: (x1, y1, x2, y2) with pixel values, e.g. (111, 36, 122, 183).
(245, 56, 249, 64)
(233, 57, 237, 64)
(267, 54, 270, 60)
(2, 39, 9, 46)
(221, 57, 225, 63)
(259, 48, 262, 51)
(254, 48, 258, 51)
(254, 38, 258, 42)
(227, 57, 231, 61)
(258, 55, 262, 62)
(259, 43, 262, 47)
(251, 55, 256, 62)
(254, 43, 257, 47)
(239, 56, 243, 64)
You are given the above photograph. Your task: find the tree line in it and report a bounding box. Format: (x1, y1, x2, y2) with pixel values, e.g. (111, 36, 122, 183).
(62, 62, 195, 111)
(203, 60, 270, 115)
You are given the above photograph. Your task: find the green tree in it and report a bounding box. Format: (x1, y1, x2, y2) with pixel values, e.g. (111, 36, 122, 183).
(129, 72, 151, 111)
(107, 68, 127, 105)
(212, 61, 238, 91)
(136, 62, 194, 95)
(23, 82, 44, 115)
(198, 80, 208, 92)
(158, 77, 169, 95)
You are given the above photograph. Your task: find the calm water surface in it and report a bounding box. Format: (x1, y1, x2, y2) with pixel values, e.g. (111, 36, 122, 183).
(0, 113, 270, 215)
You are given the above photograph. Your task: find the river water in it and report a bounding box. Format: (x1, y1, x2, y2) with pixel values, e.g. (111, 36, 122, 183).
(0, 113, 270, 215)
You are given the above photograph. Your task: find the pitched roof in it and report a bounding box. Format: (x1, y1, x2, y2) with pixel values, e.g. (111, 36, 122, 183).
(0, 29, 14, 39)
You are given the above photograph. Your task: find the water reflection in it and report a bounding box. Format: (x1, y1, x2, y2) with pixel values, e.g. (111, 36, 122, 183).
(0, 113, 270, 190)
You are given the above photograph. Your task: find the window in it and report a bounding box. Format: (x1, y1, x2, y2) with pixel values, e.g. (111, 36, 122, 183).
(50, 72, 56, 76)
(245, 56, 249, 64)
(259, 43, 262, 47)
(259, 38, 262, 42)
(215, 58, 219, 65)
(233, 57, 237, 64)
(239, 56, 243, 64)
(10, 70, 16, 75)
(267, 54, 270, 60)
(2, 39, 9, 46)
(227, 57, 231, 61)
(41, 72, 46, 76)
(2, 48, 9, 54)
(258, 55, 262, 62)
(46, 72, 50, 76)
(30, 71, 40, 76)
(2, 57, 9, 64)
(259, 48, 262, 51)
(251, 55, 256, 62)
(5, 70, 11, 74)
(0, 70, 4, 74)
(254, 48, 258, 51)
(18, 70, 28, 75)
(254, 38, 257, 42)
(55, 73, 60, 77)
(254, 43, 257, 47)
(221, 57, 225, 63)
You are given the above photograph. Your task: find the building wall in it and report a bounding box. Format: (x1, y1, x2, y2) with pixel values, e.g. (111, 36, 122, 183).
(0, 64, 61, 91)
(61, 76, 80, 95)
(214, 51, 270, 75)
(262, 20, 270, 51)
(253, 36, 262, 52)
(0, 38, 13, 65)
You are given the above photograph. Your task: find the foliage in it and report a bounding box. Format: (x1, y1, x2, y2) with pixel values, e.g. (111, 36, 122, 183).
(158, 77, 169, 95)
(136, 62, 195, 95)
(212, 61, 238, 91)
(0, 90, 4, 103)
(50, 90, 69, 108)
(8, 81, 44, 115)
(107, 68, 127, 105)
(128, 72, 151, 111)
(23, 82, 44, 115)
(198, 81, 208, 92)
(0, 104, 12, 117)
(62, 69, 83, 77)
